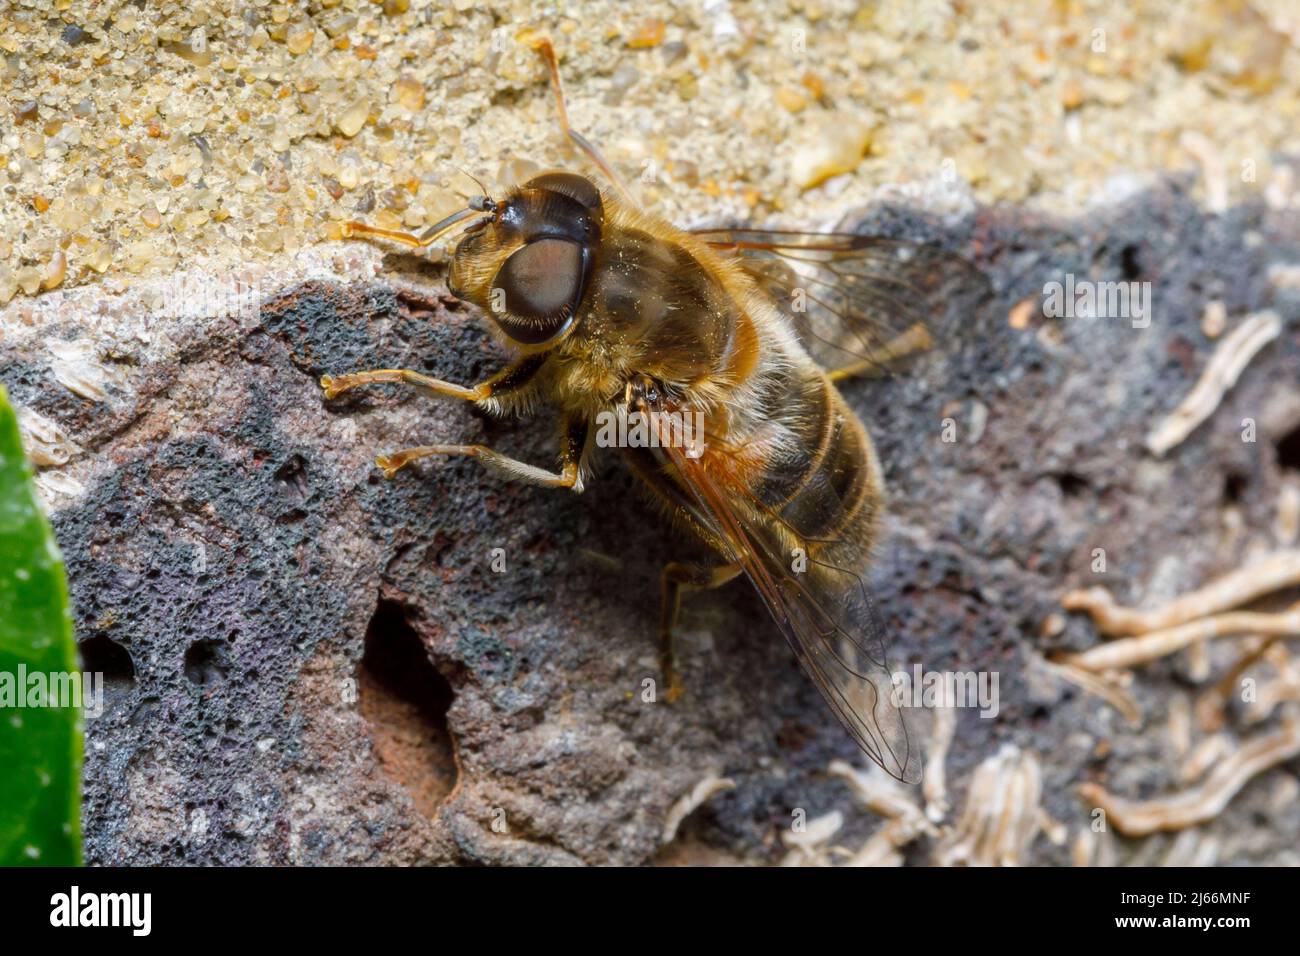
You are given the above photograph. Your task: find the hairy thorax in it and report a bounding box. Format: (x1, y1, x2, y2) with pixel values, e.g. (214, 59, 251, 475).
(549, 202, 784, 427)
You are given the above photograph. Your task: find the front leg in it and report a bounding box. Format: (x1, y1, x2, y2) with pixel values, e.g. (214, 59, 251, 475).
(320, 354, 546, 403)
(377, 412, 591, 492)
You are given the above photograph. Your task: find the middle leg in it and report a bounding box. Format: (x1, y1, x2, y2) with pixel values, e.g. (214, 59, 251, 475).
(377, 412, 590, 492)
(826, 322, 934, 383)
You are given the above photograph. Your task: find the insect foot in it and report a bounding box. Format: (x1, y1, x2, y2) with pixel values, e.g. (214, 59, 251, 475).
(319, 374, 347, 400)
(662, 668, 685, 704)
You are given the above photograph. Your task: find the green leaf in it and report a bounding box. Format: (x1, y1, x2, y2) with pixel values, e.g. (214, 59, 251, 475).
(0, 384, 82, 866)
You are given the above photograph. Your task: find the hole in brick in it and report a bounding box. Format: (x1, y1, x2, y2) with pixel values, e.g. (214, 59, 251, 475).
(1056, 472, 1088, 499)
(184, 639, 227, 685)
(358, 598, 457, 817)
(1120, 243, 1142, 280)
(78, 635, 136, 712)
(1278, 422, 1300, 473)
(274, 453, 309, 500)
(1223, 470, 1248, 504)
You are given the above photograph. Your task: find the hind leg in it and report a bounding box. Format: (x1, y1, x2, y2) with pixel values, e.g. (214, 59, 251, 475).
(526, 33, 639, 208)
(659, 561, 742, 702)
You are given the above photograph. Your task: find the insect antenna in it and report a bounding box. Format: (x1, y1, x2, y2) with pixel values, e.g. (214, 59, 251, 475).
(450, 166, 496, 213)
(417, 206, 488, 244)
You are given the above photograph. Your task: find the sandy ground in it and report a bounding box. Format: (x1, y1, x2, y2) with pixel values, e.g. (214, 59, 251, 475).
(1, 0, 1298, 302)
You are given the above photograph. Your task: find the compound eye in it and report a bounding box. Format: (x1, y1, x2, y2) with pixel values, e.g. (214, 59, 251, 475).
(494, 238, 583, 343)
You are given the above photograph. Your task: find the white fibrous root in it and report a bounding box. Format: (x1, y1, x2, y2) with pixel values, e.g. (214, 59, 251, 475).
(1198, 634, 1283, 731)
(1079, 713, 1300, 837)
(1060, 537, 1300, 844)
(841, 816, 932, 867)
(47, 337, 116, 402)
(933, 745, 1046, 866)
(1062, 550, 1300, 637)
(661, 774, 735, 844)
(818, 715, 955, 867)
(830, 759, 935, 832)
(1072, 828, 1094, 867)
(1060, 604, 1300, 673)
(1246, 649, 1300, 724)
(923, 706, 957, 823)
(1180, 733, 1233, 784)
(1161, 829, 1221, 867)
(1168, 693, 1192, 760)
(1277, 480, 1300, 546)
(1031, 652, 1141, 726)
(1145, 309, 1281, 457)
(1039, 808, 1068, 847)
(779, 810, 843, 867)
(15, 404, 80, 467)
(1185, 638, 1212, 683)
(1072, 825, 1120, 867)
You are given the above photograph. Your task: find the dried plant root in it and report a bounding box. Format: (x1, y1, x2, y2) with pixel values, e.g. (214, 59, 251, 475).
(830, 759, 927, 825)
(842, 817, 932, 867)
(1145, 309, 1281, 457)
(1161, 829, 1221, 866)
(1071, 828, 1095, 867)
(1278, 480, 1300, 546)
(1197, 634, 1284, 730)
(780, 810, 843, 867)
(1247, 657, 1300, 724)
(1168, 692, 1193, 758)
(1186, 638, 1212, 683)
(1072, 826, 1119, 867)
(661, 774, 734, 843)
(933, 745, 1045, 866)
(1061, 550, 1300, 637)
(1034, 653, 1142, 726)
(1180, 733, 1234, 784)
(829, 759, 937, 867)
(1038, 809, 1067, 846)
(825, 710, 956, 864)
(1180, 130, 1229, 214)
(923, 706, 957, 823)
(1061, 604, 1300, 673)
(1078, 716, 1300, 836)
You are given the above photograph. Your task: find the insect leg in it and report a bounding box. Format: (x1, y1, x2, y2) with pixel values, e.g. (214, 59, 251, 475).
(659, 561, 743, 702)
(321, 354, 545, 402)
(337, 221, 438, 248)
(376, 413, 590, 492)
(322, 369, 487, 401)
(825, 323, 934, 382)
(339, 206, 485, 249)
(527, 35, 638, 208)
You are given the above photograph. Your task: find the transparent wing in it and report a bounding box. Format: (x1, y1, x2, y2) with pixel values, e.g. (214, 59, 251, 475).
(694, 227, 989, 376)
(642, 398, 920, 784)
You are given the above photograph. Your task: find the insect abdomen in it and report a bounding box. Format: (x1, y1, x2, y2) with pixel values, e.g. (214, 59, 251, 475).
(750, 366, 882, 555)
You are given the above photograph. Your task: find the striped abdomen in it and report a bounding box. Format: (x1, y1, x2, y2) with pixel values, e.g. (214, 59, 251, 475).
(734, 361, 883, 565)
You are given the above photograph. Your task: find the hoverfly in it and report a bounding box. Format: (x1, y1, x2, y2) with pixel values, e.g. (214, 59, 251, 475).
(321, 37, 987, 783)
